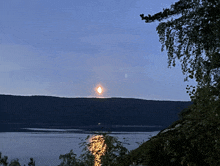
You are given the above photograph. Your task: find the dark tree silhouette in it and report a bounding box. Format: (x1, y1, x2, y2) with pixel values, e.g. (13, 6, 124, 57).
(141, 0, 220, 100)
(122, 0, 220, 165)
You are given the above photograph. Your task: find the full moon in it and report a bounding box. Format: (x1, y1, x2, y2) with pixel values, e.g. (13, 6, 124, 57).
(97, 86, 103, 94)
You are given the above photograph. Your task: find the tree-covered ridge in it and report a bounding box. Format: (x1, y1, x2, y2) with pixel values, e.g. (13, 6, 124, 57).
(0, 95, 192, 132)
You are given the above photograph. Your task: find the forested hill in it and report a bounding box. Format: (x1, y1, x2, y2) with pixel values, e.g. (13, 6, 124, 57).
(0, 94, 193, 132)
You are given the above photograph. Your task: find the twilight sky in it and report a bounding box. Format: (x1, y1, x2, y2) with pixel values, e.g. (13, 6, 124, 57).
(0, 0, 197, 101)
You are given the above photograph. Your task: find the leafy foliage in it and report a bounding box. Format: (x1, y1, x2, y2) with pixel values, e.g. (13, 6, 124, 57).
(135, 0, 220, 165)
(125, 97, 220, 165)
(58, 131, 131, 166)
(0, 153, 35, 166)
(8, 159, 21, 166)
(58, 149, 87, 166)
(141, 0, 220, 96)
(0, 153, 8, 166)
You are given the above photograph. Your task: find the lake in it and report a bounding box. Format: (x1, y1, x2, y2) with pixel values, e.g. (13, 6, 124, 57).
(0, 128, 160, 166)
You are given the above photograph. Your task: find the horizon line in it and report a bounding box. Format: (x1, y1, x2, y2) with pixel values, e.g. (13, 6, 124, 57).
(0, 93, 192, 102)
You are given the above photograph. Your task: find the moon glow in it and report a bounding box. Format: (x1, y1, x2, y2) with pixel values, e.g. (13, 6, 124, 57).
(97, 86, 103, 94)
(94, 84, 105, 97)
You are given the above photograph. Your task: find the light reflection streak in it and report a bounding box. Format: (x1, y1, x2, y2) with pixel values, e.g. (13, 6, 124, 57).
(89, 135, 107, 166)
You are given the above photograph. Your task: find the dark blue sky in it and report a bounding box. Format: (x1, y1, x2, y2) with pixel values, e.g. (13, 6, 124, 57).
(0, 0, 196, 101)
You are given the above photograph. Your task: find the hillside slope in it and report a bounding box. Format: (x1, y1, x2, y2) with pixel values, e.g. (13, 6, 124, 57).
(0, 95, 193, 132)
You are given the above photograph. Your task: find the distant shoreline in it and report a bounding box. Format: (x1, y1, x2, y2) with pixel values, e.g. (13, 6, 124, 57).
(1, 125, 164, 133)
(0, 95, 193, 133)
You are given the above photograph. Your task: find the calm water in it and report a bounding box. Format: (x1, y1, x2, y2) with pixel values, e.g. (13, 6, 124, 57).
(0, 128, 160, 166)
